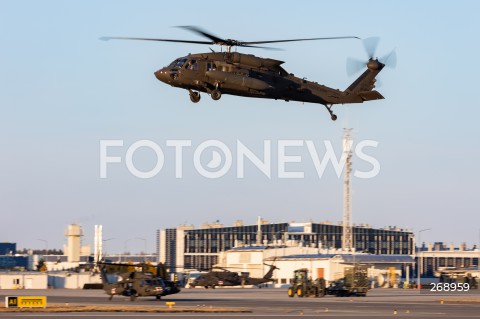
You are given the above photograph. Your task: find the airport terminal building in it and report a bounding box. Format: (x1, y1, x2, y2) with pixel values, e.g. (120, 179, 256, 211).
(157, 220, 414, 271)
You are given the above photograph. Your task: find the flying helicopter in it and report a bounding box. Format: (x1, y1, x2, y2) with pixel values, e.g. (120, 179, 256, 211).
(187, 263, 279, 289)
(101, 26, 396, 121)
(98, 261, 181, 301)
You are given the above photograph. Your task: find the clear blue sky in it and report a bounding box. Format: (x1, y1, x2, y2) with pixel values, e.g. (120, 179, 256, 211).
(1, 1, 479, 254)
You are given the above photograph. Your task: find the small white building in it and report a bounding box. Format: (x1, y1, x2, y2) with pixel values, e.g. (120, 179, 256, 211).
(48, 272, 102, 289)
(217, 246, 414, 288)
(0, 272, 48, 289)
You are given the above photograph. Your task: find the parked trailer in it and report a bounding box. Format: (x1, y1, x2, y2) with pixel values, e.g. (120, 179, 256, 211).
(326, 266, 369, 297)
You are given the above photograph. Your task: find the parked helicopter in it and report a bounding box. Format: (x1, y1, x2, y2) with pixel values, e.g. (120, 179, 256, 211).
(188, 263, 279, 289)
(98, 262, 181, 301)
(101, 26, 395, 121)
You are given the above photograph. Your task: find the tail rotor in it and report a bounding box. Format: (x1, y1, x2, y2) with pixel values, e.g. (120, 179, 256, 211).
(346, 37, 397, 77)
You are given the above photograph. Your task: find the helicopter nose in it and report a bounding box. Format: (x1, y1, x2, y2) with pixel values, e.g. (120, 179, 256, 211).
(154, 69, 169, 83)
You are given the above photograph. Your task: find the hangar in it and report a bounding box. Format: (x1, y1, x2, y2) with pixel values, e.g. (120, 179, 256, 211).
(216, 246, 414, 288)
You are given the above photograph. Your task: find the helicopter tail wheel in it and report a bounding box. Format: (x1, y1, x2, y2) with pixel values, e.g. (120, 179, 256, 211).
(189, 90, 201, 103)
(211, 89, 222, 101)
(325, 105, 337, 121)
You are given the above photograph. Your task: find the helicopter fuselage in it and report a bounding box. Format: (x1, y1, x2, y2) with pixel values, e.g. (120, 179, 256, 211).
(155, 52, 365, 104)
(154, 51, 384, 121)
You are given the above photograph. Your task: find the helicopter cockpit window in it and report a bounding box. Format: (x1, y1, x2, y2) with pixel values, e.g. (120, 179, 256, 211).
(278, 66, 288, 76)
(174, 58, 187, 68)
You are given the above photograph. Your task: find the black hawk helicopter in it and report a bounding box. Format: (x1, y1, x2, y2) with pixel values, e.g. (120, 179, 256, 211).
(188, 263, 279, 289)
(101, 26, 395, 121)
(98, 261, 181, 301)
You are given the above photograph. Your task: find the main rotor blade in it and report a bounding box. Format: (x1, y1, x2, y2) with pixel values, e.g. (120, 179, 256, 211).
(242, 36, 360, 45)
(100, 36, 213, 45)
(239, 44, 283, 50)
(363, 37, 380, 58)
(175, 25, 225, 43)
(176, 26, 282, 49)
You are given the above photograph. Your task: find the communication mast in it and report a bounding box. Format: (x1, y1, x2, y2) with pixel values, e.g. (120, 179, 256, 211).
(342, 129, 353, 251)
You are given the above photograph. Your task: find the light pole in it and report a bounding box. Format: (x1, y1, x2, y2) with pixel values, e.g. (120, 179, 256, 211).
(123, 238, 133, 262)
(417, 228, 431, 289)
(101, 238, 114, 260)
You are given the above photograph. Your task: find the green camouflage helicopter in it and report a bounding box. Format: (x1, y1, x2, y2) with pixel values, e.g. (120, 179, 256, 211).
(99, 262, 181, 301)
(101, 26, 395, 121)
(188, 263, 279, 289)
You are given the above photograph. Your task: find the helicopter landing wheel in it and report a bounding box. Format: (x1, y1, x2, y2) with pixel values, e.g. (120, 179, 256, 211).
(211, 89, 221, 101)
(325, 105, 337, 121)
(189, 90, 201, 103)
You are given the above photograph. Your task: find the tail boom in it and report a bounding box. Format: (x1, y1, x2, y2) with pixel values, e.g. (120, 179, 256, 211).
(342, 60, 385, 103)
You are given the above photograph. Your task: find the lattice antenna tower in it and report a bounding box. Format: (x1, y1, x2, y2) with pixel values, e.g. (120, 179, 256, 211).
(342, 128, 353, 251)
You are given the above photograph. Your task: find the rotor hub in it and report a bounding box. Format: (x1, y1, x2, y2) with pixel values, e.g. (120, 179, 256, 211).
(367, 59, 384, 70)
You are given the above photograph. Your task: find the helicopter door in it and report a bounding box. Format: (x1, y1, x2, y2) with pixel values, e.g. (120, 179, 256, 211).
(185, 60, 198, 71)
(190, 60, 198, 70)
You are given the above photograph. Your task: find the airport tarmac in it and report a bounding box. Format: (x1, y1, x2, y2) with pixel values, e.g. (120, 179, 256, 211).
(1, 288, 479, 318)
